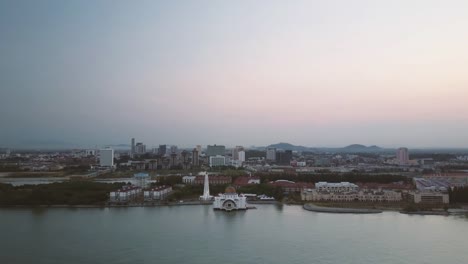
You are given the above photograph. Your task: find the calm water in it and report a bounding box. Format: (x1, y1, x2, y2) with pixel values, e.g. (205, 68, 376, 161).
(1, 205, 467, 264)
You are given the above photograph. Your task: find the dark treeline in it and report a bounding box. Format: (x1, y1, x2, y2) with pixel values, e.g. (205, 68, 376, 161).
(440, 165, 468, 172)
(0, 182, 126, 206)
(448, 186, 468, 203)
(409, 153, 456, 161)
(255, 173, 410, 184)
(167, 183, 284, 201)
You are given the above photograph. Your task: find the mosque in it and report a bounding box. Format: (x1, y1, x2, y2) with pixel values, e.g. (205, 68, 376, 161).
(213, 186, 248, 211)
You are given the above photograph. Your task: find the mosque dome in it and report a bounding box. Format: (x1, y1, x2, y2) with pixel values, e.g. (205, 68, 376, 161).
(225, 186, 236, 194)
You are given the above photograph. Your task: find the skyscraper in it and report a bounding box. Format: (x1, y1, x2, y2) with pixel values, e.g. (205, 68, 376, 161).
(192, 148, 200, 166)
(396, 147, 409, 165)
(100, 148, 114, 167)
(207, 145, 225, 157)
(131, 138, 135, 157)
(238, 151, 245, 162)
(158, 145, 167, 156)
(266, 147, 276, 161)
(135, 143, 146, 154)
(232, 146, 244, 160)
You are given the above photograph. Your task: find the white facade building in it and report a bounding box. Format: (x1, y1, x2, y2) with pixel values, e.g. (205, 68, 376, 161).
(238, 151, 246, 162)
(182, 175, 196, 184)
(99, 148, 114, 167)
(210, 155, 226, 167)
(144, 186, 172, 201)
(109, 186, 142, 202)
(266, 148, 276, 161)
(302, 189, 402, 202)
(315, 182, 359, 193)
(396, 147, 409, 165)
(213, 186, 248, 211)
(409, 191, 449, 204)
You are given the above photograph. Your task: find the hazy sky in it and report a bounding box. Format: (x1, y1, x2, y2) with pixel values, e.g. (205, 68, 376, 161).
(1, 0, 468, 148)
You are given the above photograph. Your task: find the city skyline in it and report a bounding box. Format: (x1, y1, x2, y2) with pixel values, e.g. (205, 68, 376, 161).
(1, 0, 468, 148)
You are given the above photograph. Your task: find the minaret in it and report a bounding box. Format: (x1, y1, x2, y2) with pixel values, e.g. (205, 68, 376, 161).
(201, 172, 212, 200)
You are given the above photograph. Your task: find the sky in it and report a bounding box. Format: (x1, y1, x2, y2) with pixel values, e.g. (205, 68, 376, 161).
(1, 0, 468, 149)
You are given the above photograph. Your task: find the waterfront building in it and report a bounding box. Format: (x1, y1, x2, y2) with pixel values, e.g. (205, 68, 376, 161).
(206, 145, 225, 157)
(396, 147, 409, 165)
(109, 185, 142, 202)
(209, 155, 226, 167)
(99, 148, 114, 167)
(301, 189, 402, 202)
(213, 186, 247, 211)
(408, 191, 449, 204)
(266, 147, 276, 161)
(144, 185, 172, 201)
(315, 182, 358, 193)
(268, 180, 314, 193)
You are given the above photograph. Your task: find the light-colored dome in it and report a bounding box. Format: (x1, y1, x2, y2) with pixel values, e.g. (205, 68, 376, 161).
(225, 186, 236, 193)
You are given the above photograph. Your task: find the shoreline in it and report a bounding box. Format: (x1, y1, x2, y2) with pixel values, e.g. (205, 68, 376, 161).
(303, 203, 383, 214)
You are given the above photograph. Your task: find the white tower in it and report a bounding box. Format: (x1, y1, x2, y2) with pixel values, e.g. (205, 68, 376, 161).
(200, 172, 213, 200)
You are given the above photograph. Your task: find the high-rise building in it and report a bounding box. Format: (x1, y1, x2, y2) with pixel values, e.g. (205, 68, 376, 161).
(232, 146, 244, 160)
(238, 151, 245, 162)
(158, 145, 167, 156)
(209, 155, 226, 167)
(169, 145, 178, 154)
(196, 145, 202, 155)
(192, 148, 200, 166)
(100, 148, 114, 167)
(135, 143, 146, 154)
(207, 145, 225, 157)
(131, 138, 135, 157)
(396, 147, 409, 165)
(276, 150, 292, 165)
(266, 147, 276, 161)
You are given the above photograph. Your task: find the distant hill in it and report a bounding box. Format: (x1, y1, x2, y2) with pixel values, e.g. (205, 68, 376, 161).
(341, 144, 383, 152)
(267, 142, 311, 152)
(266, 143, 386, 153)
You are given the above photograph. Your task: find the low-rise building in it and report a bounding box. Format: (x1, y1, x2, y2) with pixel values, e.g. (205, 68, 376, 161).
(182, 175, 196, 184)
(143, 185, 172, 201)
(209, 155, 226, 167)
(233, 176, 261, 187)
(268, 180, 314, 193)
(408, 191, 449, 204)
(109, 185, 142, 202)
(315, 182, 359, 193)
(301, 189, 402, 202)
(194, 175, 232, 185)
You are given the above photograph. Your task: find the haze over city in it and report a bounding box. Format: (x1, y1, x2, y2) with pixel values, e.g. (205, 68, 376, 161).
(1, 0, 468, 148)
